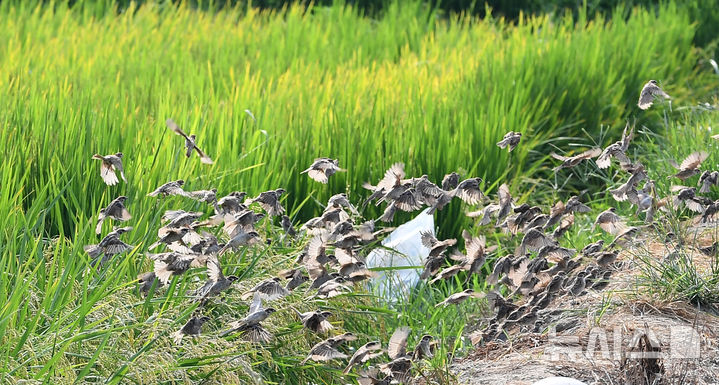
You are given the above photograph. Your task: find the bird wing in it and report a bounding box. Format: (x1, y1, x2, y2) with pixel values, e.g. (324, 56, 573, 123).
(249, 292, 263, 314)
(679, 151, 708, 171)
(207, 257, 224, 282)
(387, 326, 410, 360)
(193, 145, 214, 164)
(166, 119, 190, 140)
(99, 161, 119, 186)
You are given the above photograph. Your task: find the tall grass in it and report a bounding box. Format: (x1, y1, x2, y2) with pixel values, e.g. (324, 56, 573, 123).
(0, 0, 710, 383)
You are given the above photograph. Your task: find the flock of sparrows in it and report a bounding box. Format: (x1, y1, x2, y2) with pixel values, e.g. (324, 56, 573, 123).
(82, 80, 707, 383)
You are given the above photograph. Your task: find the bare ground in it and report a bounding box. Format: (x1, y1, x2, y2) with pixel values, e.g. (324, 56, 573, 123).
(452, 223, 719, 385)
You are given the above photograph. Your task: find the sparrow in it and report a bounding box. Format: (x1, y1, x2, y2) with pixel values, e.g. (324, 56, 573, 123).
(194, 257, 239, 302)
(496, 131, 522, 152)
(592, 207, 628, 235)
(294, 309, 333, 333)
(84, 226, 134, 262)
(450, 177, 484, 205)
(698, 171, 719, 193)
(671, 151, 708, 181)
(95, 196, 131, 234)
(300, 333, 357, 365)
(241, 277, 289, 301)
(280, 215, 297, 238)
(637, 80, 670, 110)
(301, 158, 345, 183)
(551, 148, 602, 171)
(91, 152, 127, 186)
(217, 230, 261, 255)
(344, 341, 384, 374)
(581, 240, 604, 257)
(596, 124, 633, 169)
(435, 289, 484, 307)
(221, 293, 276, 343)
(166, 118, 213, 164)
(247, 189, 286, 216)
(147, 180, 188, 198)
(171, 315, 211, 344)
(149, 252, 199, 284)
(441, 172, 460, 190)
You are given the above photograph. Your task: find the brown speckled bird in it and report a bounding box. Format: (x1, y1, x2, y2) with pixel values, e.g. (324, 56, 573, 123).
(671, 151, 708, 181)
(148, 180, 189, 198)
(84, 226, 134, 262)
(171, 315, 211, 344)
(96, 196, 131, 234)
(551, 148, 602, 171)
(91, 152, 127, 186)
(301, 157, 345, 183)
(295, 309, 333, 333)
(435, 289, 484, 307)
(496, 131, 522, 152)
(344, 341, 384, 374)
(166, 118, 213, 164)
(300, 333, 357, 365)
(592, 207, 628, 235)
(637, 80, 670, 110)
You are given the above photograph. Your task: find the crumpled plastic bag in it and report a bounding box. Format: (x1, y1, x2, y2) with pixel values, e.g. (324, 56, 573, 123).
(365, 208, 433, 302)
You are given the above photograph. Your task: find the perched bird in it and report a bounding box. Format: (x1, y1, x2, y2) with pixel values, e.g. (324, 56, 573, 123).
(698, 171, 719, 193)
(671, 151, 708, 181)
(607, 227, 639, 249)
(595, 250, 619, 267)
(148, 180, 188, 198)
(590, 270, 613, 290)
(581, 240, 605, 257)
(344, 341, 384, 374)
(95, 196, 131, 234)
(412, 335, 436, 360)
(280, 215, 297, 238)
(551, 148, 602, 171)
(435, 289, 484, 307)
(248, 189, 286, 216)
(221, 293, 276, 343)
(301, 158, 345, 183)
(564, 271, 588, 296)
(637, 80, 670, 110)
(171, 315, 211, 344)
(593, 207, 628, 235)
(242, 277, 289, 301)
(84, 226, 134, 262)
(166, 118, 213, 164)
(496, 131, 522, 152)
(300, 333, 357, 365)
(91, 152, 127, 186)
(294, 309, 333, 333)
(195, 257, 239, 302)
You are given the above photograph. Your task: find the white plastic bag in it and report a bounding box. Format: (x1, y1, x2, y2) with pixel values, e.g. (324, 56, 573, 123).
(365, 208, 434, 302)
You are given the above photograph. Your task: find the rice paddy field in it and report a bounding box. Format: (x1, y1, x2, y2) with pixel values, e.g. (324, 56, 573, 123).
(1, 0, 718, 384)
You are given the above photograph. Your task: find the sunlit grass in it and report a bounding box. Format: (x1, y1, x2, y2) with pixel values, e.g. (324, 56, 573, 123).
(0, 0, 713, 383)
